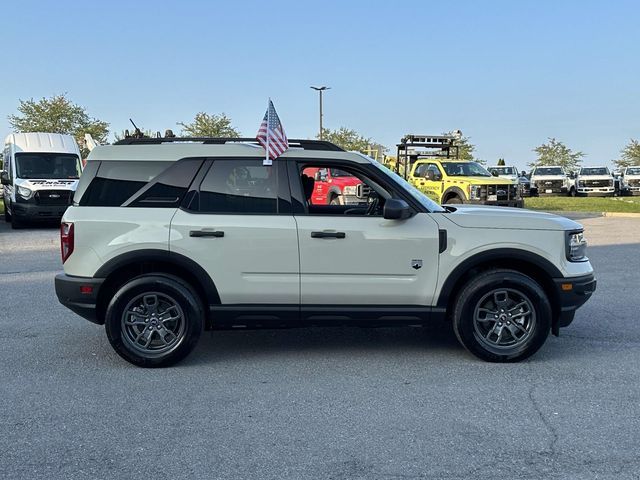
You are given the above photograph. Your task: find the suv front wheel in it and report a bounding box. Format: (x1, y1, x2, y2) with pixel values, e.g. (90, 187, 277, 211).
(105, 274, 204, 367)
(452, 269, 551, 362)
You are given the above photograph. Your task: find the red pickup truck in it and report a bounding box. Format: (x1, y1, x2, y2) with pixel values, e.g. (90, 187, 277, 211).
(302, 167, 366, 205)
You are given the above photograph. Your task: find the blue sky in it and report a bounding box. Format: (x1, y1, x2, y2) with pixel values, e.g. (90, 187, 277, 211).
(1, 0, 638, 168)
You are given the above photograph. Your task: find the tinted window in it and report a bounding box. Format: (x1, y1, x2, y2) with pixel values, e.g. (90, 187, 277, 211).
(127, 159, 204, 208)
(79, 161, 170, 207)
(197, 160, 278, 214)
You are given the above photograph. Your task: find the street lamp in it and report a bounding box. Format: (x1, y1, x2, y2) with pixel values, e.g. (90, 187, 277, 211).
(310, 86, 330, 140)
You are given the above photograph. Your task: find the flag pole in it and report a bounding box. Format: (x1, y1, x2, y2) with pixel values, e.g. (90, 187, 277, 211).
(264, 98, 272, 166)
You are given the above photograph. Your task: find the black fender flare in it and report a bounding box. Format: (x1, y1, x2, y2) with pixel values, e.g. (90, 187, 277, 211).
(327, 186, 342, 203)
(436, 248, 563, 309)
(94, 249, 220, 305)
(441, 186, 466, 203)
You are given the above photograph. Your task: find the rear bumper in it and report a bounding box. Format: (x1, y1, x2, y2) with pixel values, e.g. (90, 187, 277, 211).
(553, 273, 597, 331)
(55, 273, 105, 324)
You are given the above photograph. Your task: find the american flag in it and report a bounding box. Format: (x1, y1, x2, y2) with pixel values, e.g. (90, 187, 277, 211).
(256, 100, 288, 161)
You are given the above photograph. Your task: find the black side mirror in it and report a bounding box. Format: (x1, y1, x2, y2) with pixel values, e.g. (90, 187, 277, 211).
(1, 171, 9, 186)
(569, 172, 576, 179)
(491, 171, 499, 177)
(521, 171, 527, 177)
(383, 198, 411, 220)
(426, 170, 442, 181)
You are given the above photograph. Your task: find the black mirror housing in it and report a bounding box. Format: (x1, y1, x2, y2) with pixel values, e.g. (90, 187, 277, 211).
(1, 171, 9, 186)
(383, 198, 411, 220)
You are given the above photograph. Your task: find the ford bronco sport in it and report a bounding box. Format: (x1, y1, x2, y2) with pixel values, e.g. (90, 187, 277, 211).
(55, 137, 596, 367)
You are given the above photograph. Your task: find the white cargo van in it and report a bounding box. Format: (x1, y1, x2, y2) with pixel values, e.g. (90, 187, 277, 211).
(1, 133, 82, 228)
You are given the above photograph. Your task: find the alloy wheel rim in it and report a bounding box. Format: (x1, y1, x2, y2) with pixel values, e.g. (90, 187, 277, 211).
(121, 292, 186, 356)
(473, 288, 536, 349)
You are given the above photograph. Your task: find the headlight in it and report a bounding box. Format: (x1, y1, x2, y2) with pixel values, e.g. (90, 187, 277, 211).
(342, 186, 357, 196)
(566, 231, 588, 262)
(17, 185, 33, 199)
(470, 185, 483, 200)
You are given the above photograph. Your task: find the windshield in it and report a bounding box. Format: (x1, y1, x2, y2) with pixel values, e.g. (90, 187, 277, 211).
(489, 167, 516, 175)
(330, 168, 354, 178)
(442, 162, 492, 177)
(580, 167, 610, 176)
(627, 167, 640, 175)
(15, 153, 81, 179)
(369, 160, 446, 213)
(533, 167, 563, 176)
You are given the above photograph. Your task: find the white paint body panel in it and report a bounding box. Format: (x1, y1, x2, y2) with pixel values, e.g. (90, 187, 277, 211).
(169, 210, 299, 304)
(62, 207, 174, 277)
(295, 213, 441, 305)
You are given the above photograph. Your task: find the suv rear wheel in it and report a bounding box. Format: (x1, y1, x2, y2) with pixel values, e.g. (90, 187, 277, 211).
(452, 269, 551, 362)
(105, 274, 204, 367)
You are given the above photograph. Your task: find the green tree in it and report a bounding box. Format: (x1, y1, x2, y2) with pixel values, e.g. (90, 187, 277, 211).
(8, 94, 109, 157)
(444, 131, 476, 162)
(614, 139, 640, 169)
(318, 127, 386, 156)
(177, 112, 240, 137)
(497, 158, 506, 166)
(530, 138, 584, 170)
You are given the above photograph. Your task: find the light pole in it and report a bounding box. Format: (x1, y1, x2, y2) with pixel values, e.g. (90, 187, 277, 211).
(310, 86, 330, 140)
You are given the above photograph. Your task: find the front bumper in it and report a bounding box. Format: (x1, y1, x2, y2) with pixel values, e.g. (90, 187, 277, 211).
(12, 201, 68, 221)
(552, 273, 597, 333)
(577, 187, 614, 196)
(55, 273, 105, 324)
(531, 186, 567, 196)
(469, 199, 524, 208)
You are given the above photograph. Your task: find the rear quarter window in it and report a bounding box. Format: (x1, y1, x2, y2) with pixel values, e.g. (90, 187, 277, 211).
(76, 160, 202, 207)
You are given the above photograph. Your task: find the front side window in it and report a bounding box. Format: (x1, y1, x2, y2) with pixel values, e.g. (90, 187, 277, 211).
(627, 167, 640, 175)
(15, 153, 81, 179)
(197, 159, 278, 214)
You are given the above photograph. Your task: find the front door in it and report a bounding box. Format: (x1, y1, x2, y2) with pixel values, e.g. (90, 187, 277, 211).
(292, 160, 441, 306)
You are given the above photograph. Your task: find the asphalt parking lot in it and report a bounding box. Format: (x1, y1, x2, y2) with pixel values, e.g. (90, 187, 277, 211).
(1, 215, 639, 480)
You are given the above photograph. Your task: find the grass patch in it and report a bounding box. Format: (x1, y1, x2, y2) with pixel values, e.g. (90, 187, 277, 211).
(524, 196, 640, 213)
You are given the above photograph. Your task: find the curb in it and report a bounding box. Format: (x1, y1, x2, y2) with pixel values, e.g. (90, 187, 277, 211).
(540, 211, 640, 219)
(601, 211, 640, 218)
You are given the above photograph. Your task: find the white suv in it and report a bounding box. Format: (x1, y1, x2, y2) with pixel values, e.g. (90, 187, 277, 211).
(55, 137, 596, 367)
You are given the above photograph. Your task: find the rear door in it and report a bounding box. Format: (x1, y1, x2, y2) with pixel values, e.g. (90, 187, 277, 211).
(170, 158, 299, 305)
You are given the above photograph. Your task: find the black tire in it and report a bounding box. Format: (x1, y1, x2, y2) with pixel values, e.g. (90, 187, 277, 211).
(446, 196, 463, 204)
(105, 274, 204, 367)
(569, 188, 576, 197)
(10, 214, 23, 229)
(3, 201, 10, 222)
(329, 195, 341, 206)
(452, 269, 551, 362)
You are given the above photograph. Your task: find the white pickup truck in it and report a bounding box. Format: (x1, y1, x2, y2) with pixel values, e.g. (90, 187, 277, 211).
(530, 166, 575, 196)
(575, 166, 614, 197)
(621, 166, 640, 196)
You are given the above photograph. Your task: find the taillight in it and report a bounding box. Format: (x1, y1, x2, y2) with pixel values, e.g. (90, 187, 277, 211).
(61, 222, 74, 263)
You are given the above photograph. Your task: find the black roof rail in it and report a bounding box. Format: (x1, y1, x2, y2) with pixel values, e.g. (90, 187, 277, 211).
(112, 137, 344, 151)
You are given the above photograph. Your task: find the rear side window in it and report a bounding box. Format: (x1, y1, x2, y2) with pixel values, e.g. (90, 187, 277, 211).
(196, 159, 278, 214)
(77, 159, 203, 207)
